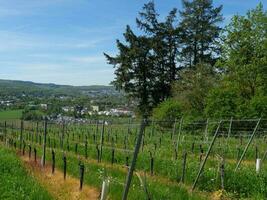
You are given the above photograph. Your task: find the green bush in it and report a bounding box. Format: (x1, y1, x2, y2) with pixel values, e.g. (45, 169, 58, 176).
(248, 94, 267, 118)
(152, 99, 182, 127)
(204, 87, 239, 118)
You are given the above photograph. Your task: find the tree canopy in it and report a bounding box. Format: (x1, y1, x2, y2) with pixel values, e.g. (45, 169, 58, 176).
(106, 1, 266, 120)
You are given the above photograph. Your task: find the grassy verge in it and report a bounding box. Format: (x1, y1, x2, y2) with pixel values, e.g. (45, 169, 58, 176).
(0, 145, 53, 200)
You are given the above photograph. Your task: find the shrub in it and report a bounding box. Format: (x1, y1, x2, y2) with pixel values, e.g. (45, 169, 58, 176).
(152, 99, 182, 128)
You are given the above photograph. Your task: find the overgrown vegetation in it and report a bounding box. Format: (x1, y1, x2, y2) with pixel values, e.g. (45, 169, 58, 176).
(106, 0, 267, 122)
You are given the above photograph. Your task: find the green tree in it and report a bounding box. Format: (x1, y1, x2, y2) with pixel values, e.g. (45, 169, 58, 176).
(220, 3, 267, 99)
(104, 26, 154, 117)
(173, 63, 217, 117)
(136, 1, 180, 103)
(206, 4, 267, 118)
(179, 0, 223, 67)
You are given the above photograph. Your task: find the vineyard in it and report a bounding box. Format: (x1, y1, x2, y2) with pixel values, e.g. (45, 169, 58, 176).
(0, 118, 266, 200)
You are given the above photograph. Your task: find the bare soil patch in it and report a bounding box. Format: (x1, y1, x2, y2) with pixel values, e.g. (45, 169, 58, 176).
(19, 153, 100, 200)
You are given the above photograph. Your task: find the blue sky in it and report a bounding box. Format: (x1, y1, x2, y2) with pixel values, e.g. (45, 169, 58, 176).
(0, 0, 265, 86)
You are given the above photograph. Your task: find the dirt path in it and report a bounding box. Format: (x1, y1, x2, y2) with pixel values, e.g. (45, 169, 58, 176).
(19, 153, 100, 200)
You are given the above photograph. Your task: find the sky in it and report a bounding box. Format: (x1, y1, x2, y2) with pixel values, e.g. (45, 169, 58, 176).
(0, 0, 265, 86)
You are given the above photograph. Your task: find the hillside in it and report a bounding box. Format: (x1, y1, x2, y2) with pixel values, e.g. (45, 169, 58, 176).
(0, 79, 118, 97)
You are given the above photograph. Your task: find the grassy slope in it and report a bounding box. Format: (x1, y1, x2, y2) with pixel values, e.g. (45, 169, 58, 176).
(0, 146, 53, 200)
(0, 110, 22, 120)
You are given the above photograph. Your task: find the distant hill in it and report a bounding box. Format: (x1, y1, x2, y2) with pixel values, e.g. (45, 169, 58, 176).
(0, 79, 118, 97)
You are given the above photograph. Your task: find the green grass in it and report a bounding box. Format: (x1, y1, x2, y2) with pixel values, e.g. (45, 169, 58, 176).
(0, 109, 22, 120)
(0, 145, 53, 200)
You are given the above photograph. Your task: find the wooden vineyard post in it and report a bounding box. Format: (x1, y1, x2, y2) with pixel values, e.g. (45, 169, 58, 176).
(96, 144, 100, 162)
(79, 163, 85, 190)
(34, 148, 37, 162)
(220, 159, 225, 190)
(42, 119, 47, 167)
(75, 143, 78, 154)
(235, 119, 261, 171)
(125, 154, 129, 167)
(52, 150, 55, 174)
(192, 121, 222, 190)
(149, 151, 154, 176)
(22, 141, 26, 155)
(122, 119, 146, 200)
(111, 148, 115, 165)
(28, 144, 31, 159)
(63, 153, 67, 180)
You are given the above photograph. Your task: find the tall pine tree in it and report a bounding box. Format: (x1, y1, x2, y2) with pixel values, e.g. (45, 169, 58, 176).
(104, 26, 154, 117)
(136, 1, 180, 103)
(179, 0, 223, 67)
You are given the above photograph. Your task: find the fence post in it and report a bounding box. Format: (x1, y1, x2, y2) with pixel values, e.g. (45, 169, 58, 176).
(192, 121, 222, 190)
(23, 141, 26, 155)
(235, 119, 261, 171)
(34, 148, 37, 162)
(111, 148, 115, 165)
(52, 150, 55, 174)
(28, 144, 31, 159)
(63, 153, 67, 180)
(149, 152, 154, 176)
(75, 143, 78, 154)
(220, 159, 225, 190)
(126, 155, 129, 167)
(79, 163, 85, 190)
(122, 119, 146, 200)
(42, 119, 47, 167)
